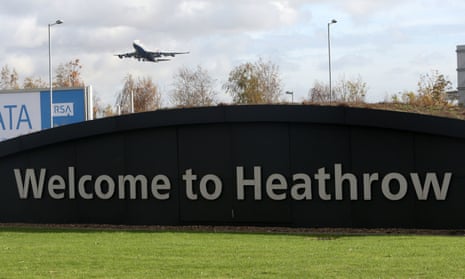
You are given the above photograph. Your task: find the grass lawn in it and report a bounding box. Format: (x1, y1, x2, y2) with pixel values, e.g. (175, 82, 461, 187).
(0, 227, 464, 278)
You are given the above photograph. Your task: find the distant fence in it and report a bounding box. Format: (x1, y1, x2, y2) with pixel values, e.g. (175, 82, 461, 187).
(1, 105, 465, 229)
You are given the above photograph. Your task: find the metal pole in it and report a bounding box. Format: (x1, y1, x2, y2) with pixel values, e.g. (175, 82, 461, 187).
(286, 91, 294, 103)
(48, 23, 53, 128)
(48, 20, 63, 128)
(328, 19, 337, 103)
(130, 90, 134, 113)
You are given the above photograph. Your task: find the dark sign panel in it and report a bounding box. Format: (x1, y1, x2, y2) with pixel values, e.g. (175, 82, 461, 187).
(1, 105, 465, 229)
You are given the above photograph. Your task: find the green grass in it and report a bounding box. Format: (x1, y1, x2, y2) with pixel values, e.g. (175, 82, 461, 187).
(0, 227, 464, 278)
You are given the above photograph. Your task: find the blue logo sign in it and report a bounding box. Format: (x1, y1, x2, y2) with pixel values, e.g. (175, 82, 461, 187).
(40, 89, 86, 128)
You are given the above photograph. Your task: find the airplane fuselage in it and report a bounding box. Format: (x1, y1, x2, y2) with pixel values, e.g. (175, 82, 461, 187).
(133, 42, 158, 62)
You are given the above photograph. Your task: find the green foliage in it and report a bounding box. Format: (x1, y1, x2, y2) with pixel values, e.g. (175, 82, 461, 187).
(224, 58, 282, 104)
(1, 227, 465, 278)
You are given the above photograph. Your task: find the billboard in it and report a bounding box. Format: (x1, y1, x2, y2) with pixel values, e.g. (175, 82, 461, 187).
(0, 87, 92, 141)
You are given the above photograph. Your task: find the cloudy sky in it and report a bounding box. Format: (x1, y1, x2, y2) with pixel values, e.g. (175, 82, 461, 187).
(1, 0, 464, 106)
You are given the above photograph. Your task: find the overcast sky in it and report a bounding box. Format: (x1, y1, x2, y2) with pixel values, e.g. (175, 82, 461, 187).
(1, 0, 464, 106)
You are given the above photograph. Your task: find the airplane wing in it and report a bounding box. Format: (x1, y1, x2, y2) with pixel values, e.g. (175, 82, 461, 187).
(136, 57, 171, 63)
(149, 51, 190, 57)
(114, 52, 137, 59)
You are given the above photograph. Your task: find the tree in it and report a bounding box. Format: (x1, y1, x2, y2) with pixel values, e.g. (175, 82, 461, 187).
(55, 59, 85, 87)
(308, 80, 330, 103)
(102, 105, 115, 117)
(334, 75, 367, 103)
(171, 66, 217, 107)
(23, 76, 48, 89)
(134, 77, 161, 112)
(93, 92, 115, 118)
(391, 70, 452, 106)
(116, 74, 161, 114)
(307, 76, 367, 103)
(224, 58, 282, 104)
(417, 70, 452, 105)
(0, 65, 19, 90)
(1, 59, 86, 90)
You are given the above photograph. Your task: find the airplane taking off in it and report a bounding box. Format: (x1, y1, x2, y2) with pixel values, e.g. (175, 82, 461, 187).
(115, 40, 189, 63)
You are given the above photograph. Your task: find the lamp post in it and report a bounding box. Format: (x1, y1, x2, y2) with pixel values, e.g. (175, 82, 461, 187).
(285, 91, 294, 103)
(327, 19, 337, 103)
(48, 19, 63, 128)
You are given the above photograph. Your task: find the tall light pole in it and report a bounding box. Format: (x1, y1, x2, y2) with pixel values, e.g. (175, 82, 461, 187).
(285, 91, 294, 103)
(48, 19, 63, 128)
(327, 19, 337, 103)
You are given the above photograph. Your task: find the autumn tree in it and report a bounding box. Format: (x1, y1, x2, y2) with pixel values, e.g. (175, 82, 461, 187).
(23, 76, 48, 89)
(223, 58, 282, 104)
(392, 70, 452, 106)
(308, 76, 367, 103)
(102, 105, 115, 117)
(55, 59, 85, 87)
(308, 80, 330, 103)
(116, 74, 161, 114)
(93, 92, 115, 118)
(417, 70, 452, 105)
(0, 65, 19, 90)
(1, 59, 85, 90)
(171, 66, 217, 107)
(334, 75, 367, 103)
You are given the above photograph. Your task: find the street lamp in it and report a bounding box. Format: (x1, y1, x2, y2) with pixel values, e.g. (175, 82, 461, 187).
(48, 19, 63, 128)
(285, 91, 294, 103)
(327, 19, 337, 103)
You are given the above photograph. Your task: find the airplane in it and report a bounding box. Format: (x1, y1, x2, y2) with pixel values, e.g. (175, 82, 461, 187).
(115, 40, 189, 63)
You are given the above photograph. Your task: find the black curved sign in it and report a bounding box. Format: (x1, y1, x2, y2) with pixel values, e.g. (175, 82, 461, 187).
(1, 105, 465, 229)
